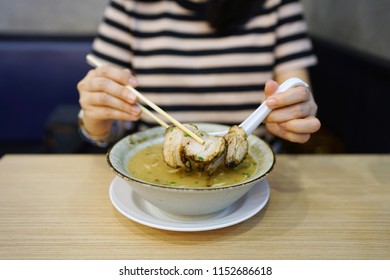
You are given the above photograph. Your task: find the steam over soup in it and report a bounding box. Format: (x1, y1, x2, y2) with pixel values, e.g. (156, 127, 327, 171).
(127, 143, 258, 188)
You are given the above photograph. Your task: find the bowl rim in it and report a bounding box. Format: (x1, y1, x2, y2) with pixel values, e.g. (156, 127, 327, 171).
(106, 125, 276, 192)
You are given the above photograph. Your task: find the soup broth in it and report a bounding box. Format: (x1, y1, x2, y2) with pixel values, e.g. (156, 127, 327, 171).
(127, 143, 258, 188)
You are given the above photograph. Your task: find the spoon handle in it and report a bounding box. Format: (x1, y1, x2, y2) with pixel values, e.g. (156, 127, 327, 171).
(209, 78, 309, 137)
(239, 78, 309, 135)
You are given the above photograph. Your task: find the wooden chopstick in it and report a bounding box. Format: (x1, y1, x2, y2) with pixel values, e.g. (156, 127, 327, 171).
(137, 104, 169, 129)
(123, 85, 206, 144)
(85, 54, 205, 144)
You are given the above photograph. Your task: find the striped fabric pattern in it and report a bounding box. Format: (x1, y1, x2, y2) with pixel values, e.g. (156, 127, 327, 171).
(90, 0, 317, 139)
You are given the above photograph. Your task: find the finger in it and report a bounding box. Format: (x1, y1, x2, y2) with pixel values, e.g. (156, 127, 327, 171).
(266, 86, 310, 109)
(265, 101, 313, 123)
(266, 123, 311, 143)
(87, 77, 137, 104)
(94, 64, 137, 86)
(264, 80, 279, 98)
(77, 69, 96, 92)
(84, 106, 141, 122)
(87, 92, 142, 116)
(278, 116, 321, 134)
(124, 68, 139, 87)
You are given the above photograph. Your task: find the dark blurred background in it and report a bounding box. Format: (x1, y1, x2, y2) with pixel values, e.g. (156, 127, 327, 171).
(1, 0, 389, 156)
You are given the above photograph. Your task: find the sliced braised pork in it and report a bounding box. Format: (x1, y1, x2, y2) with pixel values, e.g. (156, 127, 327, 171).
(163, 124, 249, 174)
(183, 130, 226, 175)
(163, 124, 226, 175)
(223, 125, 249, 168)
(162, 124, 198, 169)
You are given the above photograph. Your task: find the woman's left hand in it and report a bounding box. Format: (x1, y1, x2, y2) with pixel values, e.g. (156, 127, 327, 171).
(263, 79, 321, 143)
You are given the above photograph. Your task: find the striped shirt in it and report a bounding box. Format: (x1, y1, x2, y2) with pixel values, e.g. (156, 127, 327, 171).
(90, 0, 317, 142)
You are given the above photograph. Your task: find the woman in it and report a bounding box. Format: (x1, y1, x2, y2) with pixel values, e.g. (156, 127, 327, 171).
(77, 0, 320, 148)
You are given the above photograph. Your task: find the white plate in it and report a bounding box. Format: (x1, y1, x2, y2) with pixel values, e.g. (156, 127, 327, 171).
(109, 176, 270, 232)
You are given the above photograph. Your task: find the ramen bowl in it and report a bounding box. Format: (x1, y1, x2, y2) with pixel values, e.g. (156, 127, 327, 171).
(107, 123, 275, 216)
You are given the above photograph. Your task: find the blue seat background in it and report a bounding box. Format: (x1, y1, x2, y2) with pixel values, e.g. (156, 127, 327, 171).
(0, 39, 92, 142)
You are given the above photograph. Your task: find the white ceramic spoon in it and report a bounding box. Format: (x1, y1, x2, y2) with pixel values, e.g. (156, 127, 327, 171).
(209, 77, 309, 136)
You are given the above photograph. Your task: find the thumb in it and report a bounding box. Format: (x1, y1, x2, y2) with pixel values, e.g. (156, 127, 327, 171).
(264, 79, 279, 98)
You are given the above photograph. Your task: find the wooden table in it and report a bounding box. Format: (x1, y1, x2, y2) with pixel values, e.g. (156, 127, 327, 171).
(0, 154, 389, 260)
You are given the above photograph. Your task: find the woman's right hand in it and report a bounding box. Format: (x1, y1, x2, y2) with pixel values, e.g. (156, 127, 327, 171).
(77, 64, 141, 137)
